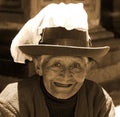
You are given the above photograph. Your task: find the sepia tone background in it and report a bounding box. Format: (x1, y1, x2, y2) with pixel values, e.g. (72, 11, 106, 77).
(0, 0, 120, 116)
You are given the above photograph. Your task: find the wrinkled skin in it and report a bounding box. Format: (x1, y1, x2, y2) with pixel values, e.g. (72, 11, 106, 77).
(34, 55, 89, 99)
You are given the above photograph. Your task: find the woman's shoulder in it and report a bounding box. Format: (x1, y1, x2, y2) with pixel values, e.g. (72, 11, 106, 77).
(0, 75, 40, 100)
(0, 75, 41, 114)
(18, 75, 40, 88)
(83, 79, 106, 99)
(83, 79, 113, 103)
(84, 79, 102, 90)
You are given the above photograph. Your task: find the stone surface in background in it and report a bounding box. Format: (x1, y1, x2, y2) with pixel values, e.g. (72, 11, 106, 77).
(87, 38, 120, 83)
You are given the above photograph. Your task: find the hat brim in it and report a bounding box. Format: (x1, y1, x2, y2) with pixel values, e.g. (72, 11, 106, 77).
(19, 44, 110, 60)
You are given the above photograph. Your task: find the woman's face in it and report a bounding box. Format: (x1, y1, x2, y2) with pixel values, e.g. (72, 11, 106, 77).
(35, 55, 89, 99)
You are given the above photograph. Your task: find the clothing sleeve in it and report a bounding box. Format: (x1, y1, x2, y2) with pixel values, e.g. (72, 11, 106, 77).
(0, 102, 19, 117)
(85, 80, 115, 117)
(0, 83, 20, 117)
(98, 88, 115, 117)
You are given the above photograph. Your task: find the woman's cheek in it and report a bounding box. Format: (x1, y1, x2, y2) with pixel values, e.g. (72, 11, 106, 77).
(73, 72, 86, 83)
(43, 69, 58, 80)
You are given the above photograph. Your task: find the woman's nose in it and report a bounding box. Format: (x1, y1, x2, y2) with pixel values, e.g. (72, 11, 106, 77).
(60, 68, 73, 80)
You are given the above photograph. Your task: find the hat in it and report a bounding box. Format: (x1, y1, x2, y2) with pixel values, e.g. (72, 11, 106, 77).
(10, 3, 110, 63)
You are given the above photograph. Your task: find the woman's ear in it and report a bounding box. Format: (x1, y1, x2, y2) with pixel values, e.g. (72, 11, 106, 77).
(33, 58, 43, 76)
(87, 58, 96, 70)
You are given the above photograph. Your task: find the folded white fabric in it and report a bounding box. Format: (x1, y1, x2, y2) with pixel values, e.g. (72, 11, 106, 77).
(10, 2, 88, 63)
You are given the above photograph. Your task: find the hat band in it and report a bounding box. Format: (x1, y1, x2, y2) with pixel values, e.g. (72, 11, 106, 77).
(40, 27, 90, 47)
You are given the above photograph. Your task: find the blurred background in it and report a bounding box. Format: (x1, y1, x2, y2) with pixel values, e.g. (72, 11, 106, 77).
(0, 0, 120, 116)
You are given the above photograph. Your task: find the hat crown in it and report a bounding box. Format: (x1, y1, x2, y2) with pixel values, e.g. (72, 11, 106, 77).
(40, 27, 91, 47)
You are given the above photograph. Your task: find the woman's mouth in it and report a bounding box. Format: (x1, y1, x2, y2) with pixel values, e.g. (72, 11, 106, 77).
(54, 82, 72, 87)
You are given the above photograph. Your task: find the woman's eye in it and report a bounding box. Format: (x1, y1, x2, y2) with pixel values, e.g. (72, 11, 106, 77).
(50, 62, 63, 71)
(74, 63, 80, 68)
(53, 62, 62, 68)
(71, 63, 81, 69)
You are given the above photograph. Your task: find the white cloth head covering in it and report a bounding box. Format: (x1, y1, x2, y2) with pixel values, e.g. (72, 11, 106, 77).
(10, 2, 89, 63)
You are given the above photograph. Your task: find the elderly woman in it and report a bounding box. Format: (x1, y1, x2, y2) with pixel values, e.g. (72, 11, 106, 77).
(0, 3, 115, 117)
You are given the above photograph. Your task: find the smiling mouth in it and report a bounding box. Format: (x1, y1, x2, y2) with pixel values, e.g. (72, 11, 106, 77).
(54, 82, 72, 87)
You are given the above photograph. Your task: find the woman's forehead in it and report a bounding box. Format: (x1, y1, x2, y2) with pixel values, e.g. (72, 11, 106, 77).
(38, 55, 88, 62)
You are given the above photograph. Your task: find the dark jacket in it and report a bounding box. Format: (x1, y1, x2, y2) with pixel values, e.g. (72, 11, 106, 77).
(0, 76, 115, 117)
